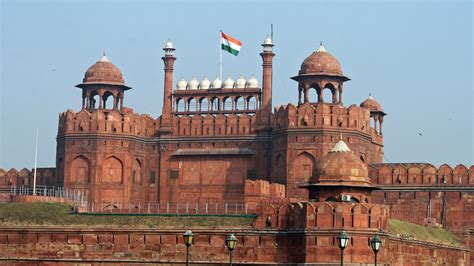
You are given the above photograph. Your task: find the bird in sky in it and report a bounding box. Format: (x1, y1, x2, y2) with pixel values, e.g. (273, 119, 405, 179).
(418, 132, 423, 136)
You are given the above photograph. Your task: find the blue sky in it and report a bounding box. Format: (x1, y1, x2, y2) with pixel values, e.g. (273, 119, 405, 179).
(0, 0, 472, 169)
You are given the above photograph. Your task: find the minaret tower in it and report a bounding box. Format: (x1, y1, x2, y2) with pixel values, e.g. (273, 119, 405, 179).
(259, 36, 275, 127)
(160, 40, 176, 134)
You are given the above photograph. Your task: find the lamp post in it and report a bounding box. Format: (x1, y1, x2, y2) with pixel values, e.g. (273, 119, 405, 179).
(337, 230, 349, 266)
(183, 230, 194, 266)
(370, 234, 382, 266)
(225, 234, 238, 266)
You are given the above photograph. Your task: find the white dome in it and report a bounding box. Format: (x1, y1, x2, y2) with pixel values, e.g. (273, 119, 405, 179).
(263, 35, 273, 45)
(223, 76, 234, 88)
(199, 76, 211, 90)
(164, 39, 174, 49)
(210, 76, 222, 89)
(245, 75, 259, 88)
(176, 77, 187, 90)
(187, 77, 199, 90)
(234, 75, 246, 88)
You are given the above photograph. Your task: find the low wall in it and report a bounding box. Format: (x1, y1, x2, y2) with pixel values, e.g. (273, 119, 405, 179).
(0, 226, 468, 265)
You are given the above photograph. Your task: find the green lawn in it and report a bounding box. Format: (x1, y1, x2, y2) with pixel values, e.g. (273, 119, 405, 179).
(389, 219, 464, 247)
(0, 202, 256, 228)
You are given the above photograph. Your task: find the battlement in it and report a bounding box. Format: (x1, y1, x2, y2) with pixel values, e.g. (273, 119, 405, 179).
(256, 201, 388, 230)
(273, 102, 381, 142)
(58, 108, 159, 138)
(0, 167, 56, 187)
(369, 163, 474, 185)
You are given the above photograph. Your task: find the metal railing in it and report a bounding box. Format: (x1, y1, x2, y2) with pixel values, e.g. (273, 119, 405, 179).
(84, 200, 259, 215)
(0, 185, 88, 206)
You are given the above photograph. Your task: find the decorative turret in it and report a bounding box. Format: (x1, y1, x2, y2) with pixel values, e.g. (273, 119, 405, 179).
(303, 138, 376, 203)
(76, 53, 131, 111)
(291, 43, 350, 105)
(161, 39, 176, 132)
(260, 35, 275, 127)
(360, 94, 386, 135)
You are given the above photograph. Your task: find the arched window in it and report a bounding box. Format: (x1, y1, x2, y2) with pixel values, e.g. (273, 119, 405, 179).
(188, 98, 197, 112)
(103, 156, 123, 184)
(71, 156, 90, 184)
(308, 87, 318, 103)
(223, 97, 232, 111)
(323, 83, 336, 103)
(211, 97, 219, 111)
(103, 91, 115, 109)
(200, 98, 209, 112)
(176, 98, 185, 112)
(90, 91, 99, 109)
(247, 96, 257, 110)
(235, 96, 244, 111)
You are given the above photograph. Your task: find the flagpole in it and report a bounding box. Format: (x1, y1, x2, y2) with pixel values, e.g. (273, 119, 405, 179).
(219, 30, 223, 81)
(33, 126, 38, 195)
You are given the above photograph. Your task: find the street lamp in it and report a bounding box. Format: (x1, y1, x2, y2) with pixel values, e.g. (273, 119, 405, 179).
(337, 231, 349, 266)
(183, 230, 194, 266)
(225, 234, 238, 266)
(370, 234, 382, 266)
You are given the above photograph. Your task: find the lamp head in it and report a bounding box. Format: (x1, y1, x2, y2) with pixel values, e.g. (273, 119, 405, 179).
(370, 234, 382, 253)
(225, 234, 238, 251)
(183, 230, 194, 247)
(337, 230, 349, 250)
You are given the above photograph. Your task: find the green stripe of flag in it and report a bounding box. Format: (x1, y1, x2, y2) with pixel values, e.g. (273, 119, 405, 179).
(222, 44, 239, 56)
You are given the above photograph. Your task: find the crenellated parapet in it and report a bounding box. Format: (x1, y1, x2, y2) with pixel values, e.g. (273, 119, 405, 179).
(273, 103, 372, 136)
(171, 113, 258, 136)
(256, 201, 388, 230)
(369, 163, 474, 185)
(0, 167, 56, 187)
(58, 108, 159, 138)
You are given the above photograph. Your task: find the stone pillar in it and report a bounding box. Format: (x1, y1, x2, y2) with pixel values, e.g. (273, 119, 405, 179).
(260, 47, 275, 126)
(304, 84, 309, 103)
(298, 87, 302, 105)
(161, 47, 176, 132)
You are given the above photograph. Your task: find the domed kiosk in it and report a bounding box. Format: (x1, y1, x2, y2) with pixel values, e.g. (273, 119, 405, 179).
(360, 94, 387, 135)
(76, 54, 131, 111)
(303, 137, 377, 203)
(292, 43, 350, 105)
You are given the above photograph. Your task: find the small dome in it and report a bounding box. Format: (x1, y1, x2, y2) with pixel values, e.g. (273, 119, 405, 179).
(311, 139, 370, 185)
(211, 76, 222, 89)
(223, 76, 234, 88)
(187, 77, 199, 90)
(299, 44, 343, 76)
(199, 76, 211, 90)
(234, 75, 246, 88)
(176, 77, 187, 90)
(360, 94, 384, 113)
(164, 39, 174, 49)
(263, 35, 273, 45)
(246, 75, 259, 88)
(83, 55, 124, 85)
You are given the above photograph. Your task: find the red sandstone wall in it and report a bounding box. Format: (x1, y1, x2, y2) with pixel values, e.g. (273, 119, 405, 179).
(0, 168, 56, 187)
(0, 227, 468, 265)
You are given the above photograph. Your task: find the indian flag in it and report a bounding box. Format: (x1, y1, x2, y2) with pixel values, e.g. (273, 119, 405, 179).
(221, 32, 242, 56)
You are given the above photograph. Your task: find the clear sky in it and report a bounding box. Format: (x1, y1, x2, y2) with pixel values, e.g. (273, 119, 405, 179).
(0, 0, 472, 169)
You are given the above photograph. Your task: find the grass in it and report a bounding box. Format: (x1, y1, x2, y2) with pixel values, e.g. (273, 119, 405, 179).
(389, 219, 464, 247)
(0, 202, 256, 228)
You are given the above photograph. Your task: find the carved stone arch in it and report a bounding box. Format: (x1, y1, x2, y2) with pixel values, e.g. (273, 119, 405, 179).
(103, 156, 123, 184)
(437, 164, 453, 184)
(392, 165, 407, 184)
(293, 151, 316, 185)
(199, 97, 209, 112)
(453, 164, 468, 184)
(71, 155, 90, 184)
(422, 164, 437, 184)
(407, 165, 422, 184)
(469, 166, 474, 184)
(175, 97, 185, 112)
(132, 158, 142, 184)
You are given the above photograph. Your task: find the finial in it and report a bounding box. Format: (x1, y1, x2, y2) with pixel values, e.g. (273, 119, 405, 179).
(103, 51, 106, 56)
(339, 132, 343, 140)
(368, 93, 373, 100)
(320, 41, 323, 46)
